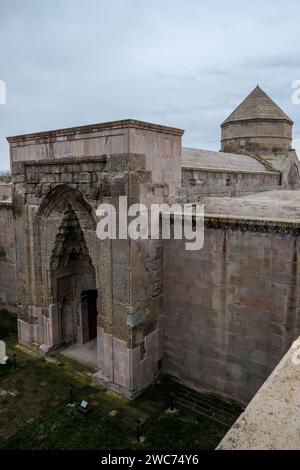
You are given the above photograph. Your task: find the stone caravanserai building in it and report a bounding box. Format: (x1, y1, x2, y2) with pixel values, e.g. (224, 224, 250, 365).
(1, 85, 300, 405)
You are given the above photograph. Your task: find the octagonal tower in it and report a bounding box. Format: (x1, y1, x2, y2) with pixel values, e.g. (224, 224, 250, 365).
(221, 85, 293, 155)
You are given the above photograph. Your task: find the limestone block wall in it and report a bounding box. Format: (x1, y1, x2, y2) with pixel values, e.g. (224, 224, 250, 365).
(218, 336, 300, 449)
(8, 119, 182, 186)
(0, 202, 16, 312)
(0, 183, 12, 201)
(182, 168, 281, 199)
(8, 122, 130, 162)
(163, 218, 300, 404)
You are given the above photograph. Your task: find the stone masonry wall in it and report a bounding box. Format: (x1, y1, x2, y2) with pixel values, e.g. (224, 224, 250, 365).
(163, 218, 300, 404)
(221, 120, 292, 154)
(218, 335, 300, 449)
(0, 202, 16, 312)
(10, 118, 183, 397)
(182, 168, 281, 199)
(0, 183, 12, 201)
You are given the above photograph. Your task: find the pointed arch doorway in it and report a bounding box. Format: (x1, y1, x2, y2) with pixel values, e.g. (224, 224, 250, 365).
(50, 204, 99, 348)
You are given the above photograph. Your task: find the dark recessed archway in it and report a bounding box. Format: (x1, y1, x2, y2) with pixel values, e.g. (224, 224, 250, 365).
(50, 204, 98, 345)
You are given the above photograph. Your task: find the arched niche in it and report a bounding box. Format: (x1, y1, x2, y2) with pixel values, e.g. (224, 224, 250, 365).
(50, 203, 98, 345)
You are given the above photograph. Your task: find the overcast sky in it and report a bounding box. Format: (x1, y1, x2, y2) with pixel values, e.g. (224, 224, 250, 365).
(0, 0, 300, 170)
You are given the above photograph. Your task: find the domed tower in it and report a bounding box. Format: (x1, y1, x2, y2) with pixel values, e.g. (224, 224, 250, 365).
(221, 85, 293, 155)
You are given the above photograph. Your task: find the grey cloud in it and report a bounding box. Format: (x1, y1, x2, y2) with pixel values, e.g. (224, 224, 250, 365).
(1, 0, 300, 169)
(242, 55, 300, 71)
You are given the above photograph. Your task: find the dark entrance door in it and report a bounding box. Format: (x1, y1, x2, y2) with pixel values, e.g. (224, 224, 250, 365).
(87, 290, 98, 340)
(57, 275, 75, 343)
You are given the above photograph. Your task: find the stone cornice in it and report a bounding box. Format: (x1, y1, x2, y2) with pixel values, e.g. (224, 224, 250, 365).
(221, 117, 293, 128)
(0, 200, 12, 206)
(181, 166, 280, 176)
(204, 214, 300, 235)
(169, 213, 300, 235)
(7, 119, 184, 144)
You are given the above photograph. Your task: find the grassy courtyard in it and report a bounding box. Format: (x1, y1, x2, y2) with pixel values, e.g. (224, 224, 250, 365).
(0, 310, 239, 450)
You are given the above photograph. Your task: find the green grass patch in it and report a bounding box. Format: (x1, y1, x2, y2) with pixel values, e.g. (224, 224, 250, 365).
(2, 405, 227, 450)
(0, 318, 238, 450)
(141, 410, 226, 450)
(3, 406, 132, 450)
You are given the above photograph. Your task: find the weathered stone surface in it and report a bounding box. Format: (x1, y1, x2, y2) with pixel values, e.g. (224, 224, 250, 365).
(163, 225, 300, 404)
(0, 200, 16, 312)
(218, 336, 300, 449)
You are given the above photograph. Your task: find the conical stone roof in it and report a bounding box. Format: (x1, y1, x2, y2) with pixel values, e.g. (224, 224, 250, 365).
(222, 86, 293, 126)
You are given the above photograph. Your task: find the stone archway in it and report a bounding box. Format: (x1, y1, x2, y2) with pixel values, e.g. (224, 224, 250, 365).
(37, 184, 96, 228)
(50, 203, 98, 346)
